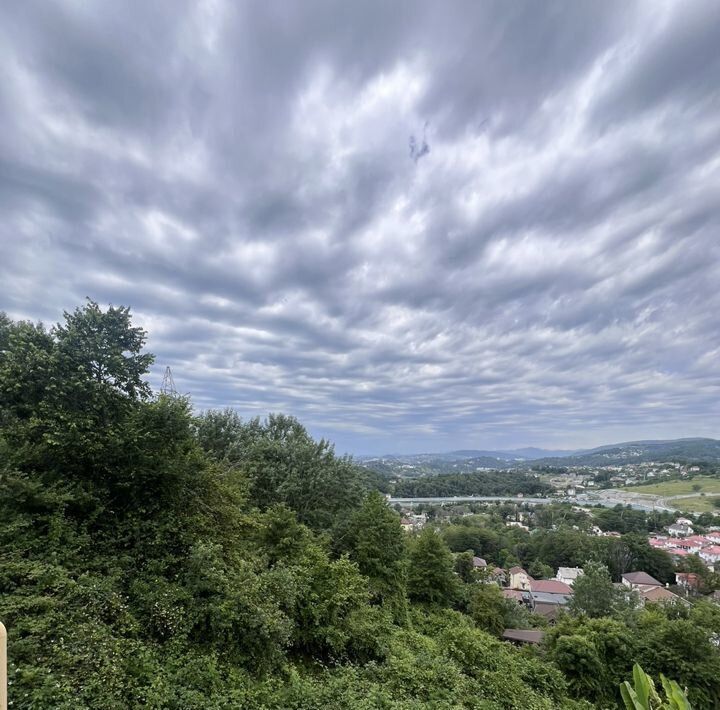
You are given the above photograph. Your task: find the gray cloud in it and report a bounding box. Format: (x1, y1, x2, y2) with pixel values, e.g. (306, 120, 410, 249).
(1, 0, 719, 454)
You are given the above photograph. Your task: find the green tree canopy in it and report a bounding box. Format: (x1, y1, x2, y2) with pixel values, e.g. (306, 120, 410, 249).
(569, 561, 635, 618)
(407, 528, 458, 606)
(335, 490, 408, 619)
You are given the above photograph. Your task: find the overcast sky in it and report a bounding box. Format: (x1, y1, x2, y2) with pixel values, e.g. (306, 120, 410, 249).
(1, 1, 719, 455)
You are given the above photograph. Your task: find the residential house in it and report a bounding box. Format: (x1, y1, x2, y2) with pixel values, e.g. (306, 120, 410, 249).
(556, 567, 584, 587)
(674, 536, 705, 553)
(502, 589, 528, 604)
(508, 566, 533, 591)
(472, 556, 488, 569)
(675, 572, 700, 592)
(637, 585, 686, 606)
(530, 579, 573, 595)
(648, 536, 672, 549)
(409, 513, 427, 529)
(699, 546, 720, 565)
(668, 522, 694, 537)
(622, 571, 662, 589)
(506, 521, 529, 531)
(489, 567, 507, 585)
(530, 591, 572, 621)
(502, 629, 545, 645)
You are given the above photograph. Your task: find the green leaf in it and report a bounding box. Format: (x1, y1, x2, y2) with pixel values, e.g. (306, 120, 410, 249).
(620, 682, 644, 710)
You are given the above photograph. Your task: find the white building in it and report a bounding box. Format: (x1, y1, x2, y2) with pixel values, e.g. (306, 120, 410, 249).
(700, 546, 720, 565)
(556, 567, 584, 587)
(509, 566, 533, 591)
(668, 522, 694, 537)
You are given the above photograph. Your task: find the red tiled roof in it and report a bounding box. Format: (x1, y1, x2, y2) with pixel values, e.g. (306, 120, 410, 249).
(508, 566, 528, 575)
(684, 536, 710, 546)
(530, 579, 573, 595)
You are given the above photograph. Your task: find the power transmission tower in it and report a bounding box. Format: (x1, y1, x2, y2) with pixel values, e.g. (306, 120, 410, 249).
(160, 366, 177, 396)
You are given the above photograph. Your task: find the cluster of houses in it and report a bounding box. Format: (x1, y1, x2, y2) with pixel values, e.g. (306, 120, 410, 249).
(649, 517, 720, 567)
(621, 571, 687, 604)
(501, 566, 577, 620)
(498, 565, 688, 623)
(499, 565, 694, 646)
(399, 512, 427, 531)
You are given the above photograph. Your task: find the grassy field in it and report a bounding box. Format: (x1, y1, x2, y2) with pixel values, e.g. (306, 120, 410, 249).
(674, 495, 720, 513)
(628, 476, 720, 497)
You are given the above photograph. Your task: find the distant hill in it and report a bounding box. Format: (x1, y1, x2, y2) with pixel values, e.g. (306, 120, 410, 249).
(536, 438, 720, 467)
(358, 446, 578, 464)
(359, 438, 720, 476)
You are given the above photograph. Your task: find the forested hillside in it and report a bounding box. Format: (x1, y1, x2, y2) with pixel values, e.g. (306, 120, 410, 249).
(0, 303, 717, 708)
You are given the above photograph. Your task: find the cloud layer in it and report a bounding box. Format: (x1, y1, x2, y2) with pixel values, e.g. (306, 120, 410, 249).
(1, 0, 719, 453)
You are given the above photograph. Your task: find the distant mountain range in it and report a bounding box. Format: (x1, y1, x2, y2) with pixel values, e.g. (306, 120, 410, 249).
(359, 438, 720, 470)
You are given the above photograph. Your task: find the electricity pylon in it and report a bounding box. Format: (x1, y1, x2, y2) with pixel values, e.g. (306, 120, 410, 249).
(160, 366, 177, 396)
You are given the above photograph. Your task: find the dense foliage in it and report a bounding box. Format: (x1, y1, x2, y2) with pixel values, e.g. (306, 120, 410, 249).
(393, 470, 552, 498)
(1, 303, 593, 709)
(441, 514, 676, 584)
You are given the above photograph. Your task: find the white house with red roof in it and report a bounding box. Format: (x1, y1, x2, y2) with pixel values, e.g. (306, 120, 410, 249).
(674, 536, 706, 553)
(700, 546, 720, 565)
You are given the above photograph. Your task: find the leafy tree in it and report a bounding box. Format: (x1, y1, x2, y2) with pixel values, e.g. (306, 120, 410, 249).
(454, 550, 477, 584)
(193, 407, 246, 463)
(547, 615, 638, 705)
(466, 582, 507, 637)
(407, 528, 458, 606)
(569, 561, 636, 618)
(635, 608, 720, 708)
(528, 559, 554, 579)
(0, 302, 162, 504)
(548, 633, 605, 699)
(195, 411, 363, 530)
(335, 491, 408, 618)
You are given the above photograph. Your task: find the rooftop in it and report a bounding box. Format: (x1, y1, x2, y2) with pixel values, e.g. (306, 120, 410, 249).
(502, 629, 545, 644)
(530, 591, 572, 605)
(531, 579, 573, 595)
(639, 586, 683, 604)
(622, 571, 662, 586)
